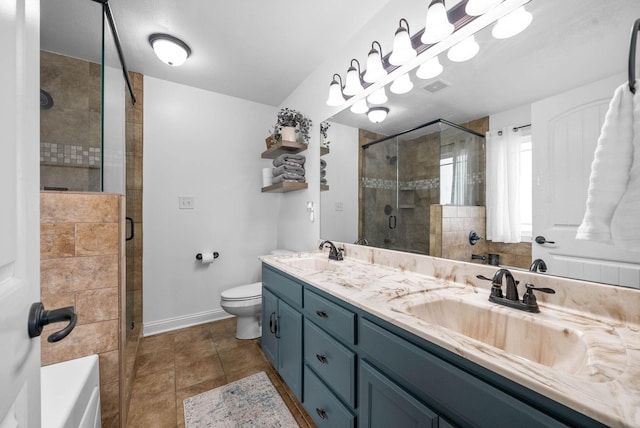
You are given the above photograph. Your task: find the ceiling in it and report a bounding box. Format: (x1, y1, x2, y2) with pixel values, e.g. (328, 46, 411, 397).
(40, 0, 640, 125)
(40, 0, 391, 106)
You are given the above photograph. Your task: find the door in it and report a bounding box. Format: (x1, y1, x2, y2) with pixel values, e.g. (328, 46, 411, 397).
(261, 288, 278, 366)
(0, 0, 42, 426)
(277, 300, 302, 400)
(532, 74, 640, 286)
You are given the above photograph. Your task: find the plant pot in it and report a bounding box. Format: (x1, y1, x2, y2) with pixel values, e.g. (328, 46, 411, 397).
(280, 126, 297, 143)
(265, 134, 278, 149)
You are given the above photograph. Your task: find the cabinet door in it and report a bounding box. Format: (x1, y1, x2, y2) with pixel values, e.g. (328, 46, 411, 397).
(360, 360, 438, 428)
(261, 288, 278, 366)
(278, 299, 303, 400)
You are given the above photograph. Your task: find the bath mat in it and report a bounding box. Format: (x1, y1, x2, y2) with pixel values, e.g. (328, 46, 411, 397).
(183, 371, 299, 428)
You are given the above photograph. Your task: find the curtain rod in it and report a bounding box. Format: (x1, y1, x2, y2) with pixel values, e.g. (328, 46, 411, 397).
(512, 124, 531, 132)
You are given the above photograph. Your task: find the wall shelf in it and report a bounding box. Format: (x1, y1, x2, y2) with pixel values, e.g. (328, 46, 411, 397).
(321, 184, 330, 192)
(262, 140, 307, 159)
(320, 147, 330, 156)
(262, 182, 308, 193)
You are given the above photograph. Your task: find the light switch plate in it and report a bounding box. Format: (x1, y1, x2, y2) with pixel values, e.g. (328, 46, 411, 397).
(178, 196, 195, 209)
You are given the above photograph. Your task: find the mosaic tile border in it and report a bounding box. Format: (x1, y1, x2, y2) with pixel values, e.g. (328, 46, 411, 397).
(40, 143, 101, 167)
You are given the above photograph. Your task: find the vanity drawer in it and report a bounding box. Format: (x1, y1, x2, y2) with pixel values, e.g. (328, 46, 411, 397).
(304, 289, 356, 344)
(262, 265, 302, 307)
(303, 365, 355, 428)
(304, 319, 356, 407)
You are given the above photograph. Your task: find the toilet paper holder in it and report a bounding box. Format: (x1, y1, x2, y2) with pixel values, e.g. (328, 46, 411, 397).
(196, 251, 220, 260)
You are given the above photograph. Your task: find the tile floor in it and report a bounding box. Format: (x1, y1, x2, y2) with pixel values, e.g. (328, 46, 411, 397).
(127, 317, 315, 427)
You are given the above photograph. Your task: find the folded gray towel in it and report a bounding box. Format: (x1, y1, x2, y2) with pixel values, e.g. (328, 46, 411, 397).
(273, 164, 305, 176)
(320, 159, 326, 168)
(272, 172, 306, 183)
(320, 169, 326, 177)
(320, 177, 328, 185)
(273, 153, 306, 167)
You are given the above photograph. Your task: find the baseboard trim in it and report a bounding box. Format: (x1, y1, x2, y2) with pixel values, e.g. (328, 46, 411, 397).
(143, 308, 233, 337)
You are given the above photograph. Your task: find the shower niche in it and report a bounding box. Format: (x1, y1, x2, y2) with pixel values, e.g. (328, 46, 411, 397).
(360, 119, 486, 255)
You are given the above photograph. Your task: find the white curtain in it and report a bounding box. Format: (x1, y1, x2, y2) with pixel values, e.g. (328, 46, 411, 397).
(486, 127, 522, 242)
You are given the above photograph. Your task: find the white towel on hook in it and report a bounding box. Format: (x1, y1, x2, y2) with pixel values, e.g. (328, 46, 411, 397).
(610, 80, 640, 250)
(576, 81, 634, 243)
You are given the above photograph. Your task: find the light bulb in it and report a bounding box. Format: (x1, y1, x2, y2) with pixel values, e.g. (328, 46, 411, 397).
(350, 99, 369, 114)
(326, 75, 345, 106)
(390, 73, 414, 95)
(343, 60, 364, 96)
(492, 6, 533, 39)
(416, 56, 444, 79)
(465, 0, 502, 16)
(363, 43, 388, 83)
(367, 87, 388, 105)
(447, 35, 479, 62)
(421, 0, 454, 44)
(389, 20, 417, 66)
(149, 34, 191, 66)
(368, 107, 389, 123)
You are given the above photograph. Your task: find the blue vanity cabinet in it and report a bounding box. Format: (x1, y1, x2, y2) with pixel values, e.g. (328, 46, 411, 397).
(261, 265, 303, 400)
(360, 360, 439, 428)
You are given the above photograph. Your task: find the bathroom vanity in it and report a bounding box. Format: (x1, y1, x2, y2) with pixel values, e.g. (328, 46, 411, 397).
(260, 244, 640, 428)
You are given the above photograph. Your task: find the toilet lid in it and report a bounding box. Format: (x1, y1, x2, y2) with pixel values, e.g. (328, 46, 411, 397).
(221, 282, 262, 300)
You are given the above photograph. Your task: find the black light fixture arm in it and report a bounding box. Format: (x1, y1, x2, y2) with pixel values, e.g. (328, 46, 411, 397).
(629, 18, 640, 94)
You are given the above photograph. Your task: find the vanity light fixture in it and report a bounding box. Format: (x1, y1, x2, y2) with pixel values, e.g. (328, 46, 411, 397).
(363, 41, 388, 83)
(390, 73, 414, 94)
(389, 19, 417, 66)
(343, 59, 365, 96)
(492, 5, 533, 39)
(350, 99, 369, 114)
(148, 33, 191, 66)
(367, 87, 388, 105)
(421, 0, 454, 44)
(326, 74, 346, 106)
(447, 34, 480, 62)
(367, 107, 389, 123)
(465, 0, 503, 16)
(416, 55, 444, 79)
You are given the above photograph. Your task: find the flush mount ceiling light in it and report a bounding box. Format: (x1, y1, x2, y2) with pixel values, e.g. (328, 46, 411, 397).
(421, 0, 454, 45)
(350, 99, 369, 114)
(343, 59, 365, 96)
(148, 33, 191, 66)
(390, 73, 414, 95)
(447, 34, 480, 62)
(416, 55, 444, 79)
(363, 41, 388, 84)
(367, 87, 388, 105)
(465, 0, 503, 16)
(492, 6, 533, 39)
(389, 19, 417, 66)
(367, 107, 389, 123)
(326, 74, 346, 106)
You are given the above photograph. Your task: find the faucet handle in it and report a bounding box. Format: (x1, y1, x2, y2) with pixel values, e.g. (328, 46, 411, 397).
(522, 283, 555, 307)
(476, 274, 503, 298)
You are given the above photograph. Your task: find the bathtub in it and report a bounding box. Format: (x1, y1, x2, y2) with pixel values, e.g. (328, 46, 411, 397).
(41, 354, 101, 428)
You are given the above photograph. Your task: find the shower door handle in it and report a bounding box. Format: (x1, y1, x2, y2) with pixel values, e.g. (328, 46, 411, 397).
(126, 217, 134, 241)
(388, 215, 397, 229)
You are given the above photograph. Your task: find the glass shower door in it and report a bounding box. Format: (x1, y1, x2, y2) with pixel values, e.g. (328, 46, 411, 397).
(361, 136, 399, 250)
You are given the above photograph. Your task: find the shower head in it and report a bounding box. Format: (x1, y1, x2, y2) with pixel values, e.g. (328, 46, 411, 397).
(40, 89, 53, 110)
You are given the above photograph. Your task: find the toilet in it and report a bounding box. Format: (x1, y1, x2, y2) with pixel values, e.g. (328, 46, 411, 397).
(220, 249, 293, 339)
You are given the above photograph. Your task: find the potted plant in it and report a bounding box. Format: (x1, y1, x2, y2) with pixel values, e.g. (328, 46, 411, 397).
(272, 108, 312, 144)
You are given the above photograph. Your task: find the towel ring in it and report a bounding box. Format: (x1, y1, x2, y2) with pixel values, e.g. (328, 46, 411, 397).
(629, 18, 640, 94)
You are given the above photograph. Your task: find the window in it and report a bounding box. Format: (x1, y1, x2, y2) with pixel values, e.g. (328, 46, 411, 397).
(519, 134, 532, 240)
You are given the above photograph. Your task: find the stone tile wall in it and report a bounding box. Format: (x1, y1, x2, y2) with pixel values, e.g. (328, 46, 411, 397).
(430, 205, 488, 262)
(40, 191, 124, 428)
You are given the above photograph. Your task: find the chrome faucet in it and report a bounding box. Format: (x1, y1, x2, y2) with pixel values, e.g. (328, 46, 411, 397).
(477, 268, 555, 313)
(319, 240, 344, 261)
(529, 258, 548, 273)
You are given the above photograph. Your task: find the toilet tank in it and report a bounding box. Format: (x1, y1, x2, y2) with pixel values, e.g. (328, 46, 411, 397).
(41, 354, 101, 428)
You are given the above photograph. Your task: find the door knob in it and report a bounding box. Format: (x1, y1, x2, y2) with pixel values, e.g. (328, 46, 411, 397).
(534, 236, 555, 245)
(27, 302, 77, 343)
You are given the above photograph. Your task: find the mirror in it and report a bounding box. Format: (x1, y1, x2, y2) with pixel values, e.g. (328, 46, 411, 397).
(320, 0, 640, 286)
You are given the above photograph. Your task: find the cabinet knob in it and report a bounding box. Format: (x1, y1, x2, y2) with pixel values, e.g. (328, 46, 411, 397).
(316, 408, 328, 420)
(316, 354, 328, 364)
(315, 310, 328, 318)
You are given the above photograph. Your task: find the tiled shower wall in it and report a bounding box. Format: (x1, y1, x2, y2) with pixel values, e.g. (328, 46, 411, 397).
(40, 192, 124, 428)
(40, 51, 102, 191)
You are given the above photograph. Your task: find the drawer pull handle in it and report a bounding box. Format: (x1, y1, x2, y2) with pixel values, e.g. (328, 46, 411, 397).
(316, 408, 328, 420)
(316, 354, 328, 364)
(315, 310, 328, 318)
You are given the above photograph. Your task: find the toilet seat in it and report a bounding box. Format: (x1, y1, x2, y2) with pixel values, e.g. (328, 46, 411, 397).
(221, 282, 262, 301)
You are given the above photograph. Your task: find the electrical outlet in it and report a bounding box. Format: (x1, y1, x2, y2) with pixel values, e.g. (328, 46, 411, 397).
(178, 196, 195, 209)
(335, 202, 344, 211)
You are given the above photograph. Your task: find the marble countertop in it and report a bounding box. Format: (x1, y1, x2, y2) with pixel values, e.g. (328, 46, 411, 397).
(260, 245, 640, 428)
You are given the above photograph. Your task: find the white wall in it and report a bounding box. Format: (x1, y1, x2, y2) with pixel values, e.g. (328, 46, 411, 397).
(320, 122, 359, 243)
(143, 76, 280, 335)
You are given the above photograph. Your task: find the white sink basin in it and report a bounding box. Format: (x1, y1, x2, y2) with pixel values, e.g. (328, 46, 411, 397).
(402, 297, 592, 374)
(275, 255, 340, 272)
